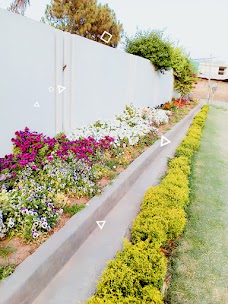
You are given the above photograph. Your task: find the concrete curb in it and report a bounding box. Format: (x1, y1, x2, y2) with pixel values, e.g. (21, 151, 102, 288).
(0, 101, 205, 304)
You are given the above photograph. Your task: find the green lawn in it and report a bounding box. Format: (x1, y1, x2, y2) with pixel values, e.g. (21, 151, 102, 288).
(166, 106, 228, 304)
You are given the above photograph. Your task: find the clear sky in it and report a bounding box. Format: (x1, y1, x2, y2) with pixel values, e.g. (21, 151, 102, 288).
(1, 0, 228, 63)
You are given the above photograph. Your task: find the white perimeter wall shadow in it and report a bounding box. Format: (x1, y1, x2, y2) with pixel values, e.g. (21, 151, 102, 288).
(0, 9, 174, 157)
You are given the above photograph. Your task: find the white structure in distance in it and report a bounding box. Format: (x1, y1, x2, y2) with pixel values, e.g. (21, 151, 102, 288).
(198, 61, 228, 81)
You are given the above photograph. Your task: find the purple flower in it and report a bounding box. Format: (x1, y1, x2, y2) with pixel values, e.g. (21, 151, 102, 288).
(32, 231, 39, 238)
(47, 155, 53, 162)
(41, 222, 48, 229)
(0, 174, 5, 181)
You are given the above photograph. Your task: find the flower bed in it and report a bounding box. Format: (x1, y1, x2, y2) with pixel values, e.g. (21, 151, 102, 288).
(86, 105, 209, 304)
(161, 97, 197, 111)
(0, 104, 170, 241)
(0, 101, 198, 282)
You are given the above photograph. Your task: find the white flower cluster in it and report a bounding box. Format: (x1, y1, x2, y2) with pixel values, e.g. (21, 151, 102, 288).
(0, 183, 64, 239)
(68, 104, 170, 146)
(0, 209, 8, 238)
(149, 108, 170, 125)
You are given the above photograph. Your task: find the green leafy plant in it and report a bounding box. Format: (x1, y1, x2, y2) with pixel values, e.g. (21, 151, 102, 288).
(63, 204, 85, 216)
(0, 265, 16, 282)
(125, 30, 173, 71)
(171, 47, 198, 97)
(0, 245, 15, 258)
(125, 30, 198, 97)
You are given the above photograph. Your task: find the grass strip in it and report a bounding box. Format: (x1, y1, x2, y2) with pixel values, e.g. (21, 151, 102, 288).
(165, 107, 228, 303)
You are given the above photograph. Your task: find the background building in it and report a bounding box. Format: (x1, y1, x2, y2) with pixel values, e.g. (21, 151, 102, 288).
(192, 60, 228, 101)
(198, 61, 228, 81)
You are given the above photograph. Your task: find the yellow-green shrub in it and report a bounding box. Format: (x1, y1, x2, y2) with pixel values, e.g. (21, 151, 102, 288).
(87, 295, 142, 304)
(180, 136, 200, 150)
(86, 105, 209, 304)
(175, 107, 208, 158)
(141, 285, 164, 304)
(175, 145, 195, 157)
(132, 207, 186, 244)
(132, 213, 168, 246)
(87, 285, 163, 304)
(187, 126, 202, 137)
(141, 186, 164, 209)
(168, 156, 190, 175)
(95, 260, 141, 298)
(156, 184, 189, 207)
(87, 296, 115, 304)
(161, 169, 189, 188)
(94, 241, 167, 298)
(141, 183, 189, 210)
(193, 114, 207, 126)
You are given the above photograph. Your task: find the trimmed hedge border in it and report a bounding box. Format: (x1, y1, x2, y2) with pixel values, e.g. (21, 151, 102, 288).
(86, 105, 209, 304)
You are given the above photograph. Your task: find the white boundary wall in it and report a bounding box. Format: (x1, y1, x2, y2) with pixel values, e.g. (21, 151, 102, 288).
(0, 9, 174, 157)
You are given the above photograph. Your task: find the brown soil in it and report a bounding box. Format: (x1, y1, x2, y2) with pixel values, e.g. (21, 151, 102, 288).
(0, 212, 71, 267)
(193, 78, 228, 102)
(0, 237, 38, 267)
(51, 212, 71, 234)
(97, 177, 111, 188)
(68, 197, 88, 206)
(157, 123, 173, 137)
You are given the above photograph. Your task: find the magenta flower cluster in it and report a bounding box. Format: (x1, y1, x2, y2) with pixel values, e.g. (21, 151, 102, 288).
(55, 135, 114, 160)
(0, 128, 114, 182)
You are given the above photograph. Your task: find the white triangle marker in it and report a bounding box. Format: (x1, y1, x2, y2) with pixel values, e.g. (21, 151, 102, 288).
(161, 135, 171, 147)
(96, 221, 106, 230)
(58, 85, 66, 94)
(34, 101, 40, 108)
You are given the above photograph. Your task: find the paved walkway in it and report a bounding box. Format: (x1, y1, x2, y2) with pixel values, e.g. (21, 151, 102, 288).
(168, 106, 228, 303)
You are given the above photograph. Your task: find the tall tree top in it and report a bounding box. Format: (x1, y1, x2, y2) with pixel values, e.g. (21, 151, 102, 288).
(42, 0, 123, 48)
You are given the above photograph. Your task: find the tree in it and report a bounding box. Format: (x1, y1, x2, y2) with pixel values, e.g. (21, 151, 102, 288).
(124, 30, 173, 71)
(171, 47, 198, 97)
(42, 0, 123, 48)
(8, 0, 30, 15)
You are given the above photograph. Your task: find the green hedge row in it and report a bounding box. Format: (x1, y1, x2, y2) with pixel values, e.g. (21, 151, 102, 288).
(86, 105, 209, 304)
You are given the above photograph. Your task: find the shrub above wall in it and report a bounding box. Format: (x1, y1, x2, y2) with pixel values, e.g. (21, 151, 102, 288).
(125, 29, 198, 98)
(125, 30, 173, 71)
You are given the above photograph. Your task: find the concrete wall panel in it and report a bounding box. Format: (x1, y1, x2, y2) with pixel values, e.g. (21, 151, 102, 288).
(0, 9, 174, 157)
